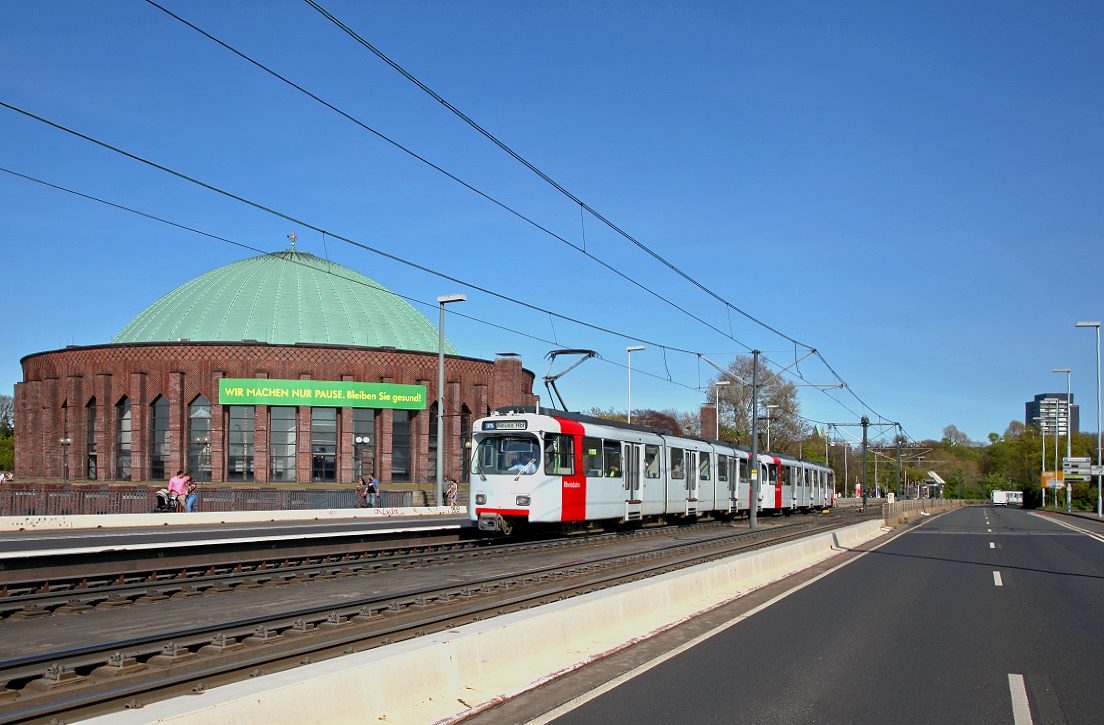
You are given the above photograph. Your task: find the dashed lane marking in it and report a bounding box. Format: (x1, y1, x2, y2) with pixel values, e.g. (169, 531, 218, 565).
(994, 571, 1004, 586)
(1009, 673, 1033, 725)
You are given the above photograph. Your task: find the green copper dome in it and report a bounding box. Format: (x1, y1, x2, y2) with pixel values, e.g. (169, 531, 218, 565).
(112, 250, 458, 354)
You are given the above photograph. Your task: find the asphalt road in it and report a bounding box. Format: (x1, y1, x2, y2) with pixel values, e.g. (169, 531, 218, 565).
(542, 507, 1104, 725)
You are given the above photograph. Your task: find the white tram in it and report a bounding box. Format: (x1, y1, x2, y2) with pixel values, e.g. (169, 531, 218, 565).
(469, 408, 835, 535)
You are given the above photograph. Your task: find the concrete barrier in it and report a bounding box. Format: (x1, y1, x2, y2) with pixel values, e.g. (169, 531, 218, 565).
(78, 519, 886, 725)
(0, 505, 468, 533)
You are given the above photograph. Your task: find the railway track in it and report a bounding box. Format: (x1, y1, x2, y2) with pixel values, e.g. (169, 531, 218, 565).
(0, 514, 868, 723)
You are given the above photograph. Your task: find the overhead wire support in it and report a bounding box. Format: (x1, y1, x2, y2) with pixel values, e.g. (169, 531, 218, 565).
(302, 0, 811, 351)
(303, 2, 907, 425)
(142, 0, 746, 354)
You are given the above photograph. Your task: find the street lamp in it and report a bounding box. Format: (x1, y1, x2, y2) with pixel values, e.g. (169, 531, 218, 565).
(59, 437, 72, 482)
(1076, 321, 1102, 518)
(1034, 416, 1047, 508)
(1053, 367, 1072, 512)
(626, 346, 645, 424)
(436, 294, 466, 507)
(713, 380, 730, 439)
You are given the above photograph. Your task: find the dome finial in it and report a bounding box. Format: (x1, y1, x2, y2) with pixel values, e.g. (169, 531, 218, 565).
(287, 232, 297, 249)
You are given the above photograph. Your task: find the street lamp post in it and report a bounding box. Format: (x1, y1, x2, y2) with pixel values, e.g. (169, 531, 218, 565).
(626, 346, 645, 424)
(436, 294, 466, 507)
(713, 380, 730, 439)
(1034, 416, 1047, 508)
(1054, 368, 1072, 512)
(59, 437, 72, 482)
(1076, 321, 1102, 518)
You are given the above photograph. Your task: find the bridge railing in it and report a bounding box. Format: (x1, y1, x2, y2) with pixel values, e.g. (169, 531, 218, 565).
(882, 498, 967, 525)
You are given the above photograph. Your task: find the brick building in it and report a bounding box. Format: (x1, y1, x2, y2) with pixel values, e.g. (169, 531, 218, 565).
(15, 249, 535, 485)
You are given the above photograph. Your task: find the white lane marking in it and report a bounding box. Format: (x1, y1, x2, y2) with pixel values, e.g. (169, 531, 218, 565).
(990, 542, 995, 549)
(1034, 513, 1104, 544)
(988, 528, 992, 533)
(525, 524, 916, 725)
(1009, 673, 1033, 725)
(994, 571, 1004, 586)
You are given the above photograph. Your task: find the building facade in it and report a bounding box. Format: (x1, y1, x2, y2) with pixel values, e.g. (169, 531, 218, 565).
(15, 249, 536, 484)
(1025, 393, 1079, 437)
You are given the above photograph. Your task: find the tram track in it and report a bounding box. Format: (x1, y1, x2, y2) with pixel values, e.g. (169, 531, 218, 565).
(0, 514, 870, 723)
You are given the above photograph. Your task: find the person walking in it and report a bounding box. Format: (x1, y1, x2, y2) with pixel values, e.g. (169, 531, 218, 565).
(367, 475, 380, 508)
(167, 470, 188, 512)
(184, 474, 199, 513)
(355, 477, 369, 508)
(445, 478, 458, 506)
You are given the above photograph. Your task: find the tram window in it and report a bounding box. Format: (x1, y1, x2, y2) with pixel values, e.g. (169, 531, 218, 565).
(717, 456, 728, 483)
(699, 452, 711, 481)
(544, 434, 575, 476)
(644, 445, 661, 478)
(471, 435, 540, 476)
(604, 440, 622, 477)
(739, 457, 749, 482)
(670, 448, 685, 479)
(583, 437, 603, 477)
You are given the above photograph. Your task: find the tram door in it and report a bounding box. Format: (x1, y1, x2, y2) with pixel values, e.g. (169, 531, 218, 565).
(685, 450, 699, 515)
(625, 443, 643, 522)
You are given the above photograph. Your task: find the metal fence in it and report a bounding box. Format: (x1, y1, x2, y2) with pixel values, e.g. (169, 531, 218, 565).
(0, 483, 412, 517)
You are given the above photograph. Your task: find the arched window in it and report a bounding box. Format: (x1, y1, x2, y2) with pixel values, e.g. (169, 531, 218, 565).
(427, 401, 439, 483)
(269, 406, 296, 482)
(311, 407, 337, 482)
(149, 396, 170, 480)
(459, 405, 472, 484)
(115, 397, 132, 481)
(188, 395, 212, 482)
(391, 410, 412, 481)
(227, 405, 255, 481)
(86, 398, 98, 480)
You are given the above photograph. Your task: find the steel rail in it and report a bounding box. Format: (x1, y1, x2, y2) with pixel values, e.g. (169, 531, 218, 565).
(0, 516, 867, 723)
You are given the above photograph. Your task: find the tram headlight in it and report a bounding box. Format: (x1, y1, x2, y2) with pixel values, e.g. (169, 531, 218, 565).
(515, 495, 531, 507)
(476, 494, 487, 504)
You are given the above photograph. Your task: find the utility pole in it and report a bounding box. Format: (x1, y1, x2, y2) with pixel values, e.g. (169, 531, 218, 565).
(896, 425, 903, 497)
(749, 350, 761, 530)
(861, 416, 870, 510)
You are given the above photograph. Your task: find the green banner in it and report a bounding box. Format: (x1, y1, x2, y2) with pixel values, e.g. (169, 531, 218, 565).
(218, 378, 426, 410)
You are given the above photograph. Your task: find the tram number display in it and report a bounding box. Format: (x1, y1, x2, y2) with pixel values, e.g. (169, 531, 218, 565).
(482, 420, 528, 431)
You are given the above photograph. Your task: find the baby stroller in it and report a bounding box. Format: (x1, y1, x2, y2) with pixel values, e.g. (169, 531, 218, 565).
(153, 488, 176, 513)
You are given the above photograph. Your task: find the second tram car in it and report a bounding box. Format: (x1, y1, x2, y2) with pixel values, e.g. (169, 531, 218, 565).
(469, 407, 834, 535)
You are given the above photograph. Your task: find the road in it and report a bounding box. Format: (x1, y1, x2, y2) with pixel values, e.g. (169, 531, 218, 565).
(522, 507, 1104, 724)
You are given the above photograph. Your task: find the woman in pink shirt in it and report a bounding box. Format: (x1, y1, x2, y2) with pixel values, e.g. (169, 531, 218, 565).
(167, 470, 188, 512)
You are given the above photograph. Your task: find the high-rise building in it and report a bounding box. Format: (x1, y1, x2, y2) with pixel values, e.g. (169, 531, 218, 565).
(1026, 393, 1079, 436)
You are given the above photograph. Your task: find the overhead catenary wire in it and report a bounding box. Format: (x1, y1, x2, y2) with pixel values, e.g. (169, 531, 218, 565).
(139, 0, 742, 354)
(298, 0, 899, 430)
(143, 0, 899, 429)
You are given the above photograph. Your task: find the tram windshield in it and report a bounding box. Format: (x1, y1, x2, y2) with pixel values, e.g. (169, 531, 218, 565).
(472, 435, 541, 476)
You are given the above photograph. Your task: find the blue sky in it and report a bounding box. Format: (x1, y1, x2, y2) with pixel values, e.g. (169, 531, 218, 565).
(2, 1, 1102, 445)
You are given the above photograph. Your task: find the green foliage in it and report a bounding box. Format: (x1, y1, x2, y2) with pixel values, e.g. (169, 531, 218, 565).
(0, 432, 12, 471)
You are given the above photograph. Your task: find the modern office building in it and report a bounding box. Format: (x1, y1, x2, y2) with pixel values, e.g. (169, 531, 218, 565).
(1025, 393, 1079, 437)
(16, 248, 536, 484)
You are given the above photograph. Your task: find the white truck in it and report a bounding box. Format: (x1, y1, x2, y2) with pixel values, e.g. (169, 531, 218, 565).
(991, 490, 1009, 506)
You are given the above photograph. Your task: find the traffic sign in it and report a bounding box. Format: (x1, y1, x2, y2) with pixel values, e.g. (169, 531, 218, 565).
(1063, 457, 1092, 481)
(1092, 465, 1104, 477)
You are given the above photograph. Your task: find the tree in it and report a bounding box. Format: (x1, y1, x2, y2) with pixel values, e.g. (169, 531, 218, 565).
(942, 424, 972, 447)
(586, 407, 685, 437)
(0, 394, 12, 436)
(710, 355, 806, 453)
